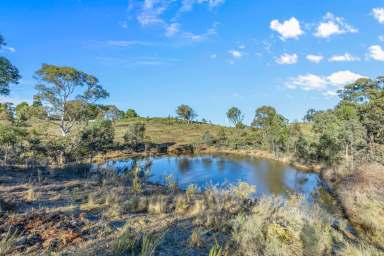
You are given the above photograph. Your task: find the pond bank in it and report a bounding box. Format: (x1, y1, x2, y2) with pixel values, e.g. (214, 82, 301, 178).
(198, 147, 323, 173)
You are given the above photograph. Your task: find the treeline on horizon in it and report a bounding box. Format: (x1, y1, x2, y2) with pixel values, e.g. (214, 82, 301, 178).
(1, 34, 383, 169)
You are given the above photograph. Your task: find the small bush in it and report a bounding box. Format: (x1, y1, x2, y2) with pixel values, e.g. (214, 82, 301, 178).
(165, 175, 178, 193)
(202, 130, 216, 146)
(189, 228, 203, 248)
(123, 123, 145, 148)
(112, 226, 139, 256)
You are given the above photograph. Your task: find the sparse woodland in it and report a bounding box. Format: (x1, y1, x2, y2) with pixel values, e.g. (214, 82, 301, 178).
(0, 34, 383, 255)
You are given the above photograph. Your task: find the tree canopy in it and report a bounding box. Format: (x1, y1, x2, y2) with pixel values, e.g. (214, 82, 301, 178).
(226, 107, 244, 127)
(176, 104, 197, 123)
(126, 108, 139, 118)
(0, 34, 20, 96)
(34, 64, 109, 136)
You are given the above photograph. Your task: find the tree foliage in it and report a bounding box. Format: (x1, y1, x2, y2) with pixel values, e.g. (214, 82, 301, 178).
(80, 119, 114, 159)
(34, 64, 109, 136)
(0, 35, 20, 95)
(338, 77, 384, 145)
(251, 106, 288, 154)
(176, 104, 197, 123)
(126, 108, 139, 118)
(226, 107, 244, 127)
(124, 123, 146, 148)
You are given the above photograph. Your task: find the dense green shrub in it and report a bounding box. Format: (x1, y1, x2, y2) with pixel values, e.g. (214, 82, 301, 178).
(80, 119, 114, 159)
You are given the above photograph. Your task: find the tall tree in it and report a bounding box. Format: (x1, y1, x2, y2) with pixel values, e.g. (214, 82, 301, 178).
(251, 106, 288, 155)
(176, 104, 197, 123)
(338, 77, 384, 145)
(126, 108, 139, 118)
(34, 64, 109, 136)
(0, 34, 20, 95)
(226, 107, 244, 127)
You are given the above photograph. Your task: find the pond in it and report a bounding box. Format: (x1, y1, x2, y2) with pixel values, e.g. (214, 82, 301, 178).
(100, 154, 336, 210)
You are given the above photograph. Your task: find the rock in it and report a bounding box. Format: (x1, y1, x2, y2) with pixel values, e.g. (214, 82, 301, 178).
(168, 144, 194, 155)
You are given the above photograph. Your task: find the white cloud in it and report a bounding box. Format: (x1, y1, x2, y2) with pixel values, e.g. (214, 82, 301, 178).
(165, 23, 180, 37)
(288, 70, 364, 92)
(328, 53, 360, 62)
(379, 35, 384, 42)
(288, 74, 327, 91)
(134, 0, 223, 40)
(327, 71, 364, 86)
(180, 0, 225, 12)
(306, 54, 323, 63)
(368, 45, 384, 61)
(137, 0, 168, 26)
(372, 8, 384, 24)
(2, 46, 16, 53)
(228, 50, 243, 58)
(324, 90, 338, 97)
(210, 54, 217, 59)
(270, 17, 303, 40)
(314, 13, 357, 38)
(275, 53, 298, 64)
(183, 24, 217, 41)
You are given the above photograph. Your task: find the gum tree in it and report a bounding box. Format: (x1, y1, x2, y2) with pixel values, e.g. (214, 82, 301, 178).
(226, 107, 244, 127)
(35, 64, 109, 137)
(176, 104, 197, 124)
(0, 34, 20, 95)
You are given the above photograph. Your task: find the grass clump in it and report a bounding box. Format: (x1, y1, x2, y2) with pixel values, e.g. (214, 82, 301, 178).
(112, 225, 166, 256)
(189, 228, 203, 248)
(231, 196, 334, 256)
(208, 240, 228, 256)
(24, 186, 39, 202)
(112, 225, 139, 256)
(0, 230, 18, 256)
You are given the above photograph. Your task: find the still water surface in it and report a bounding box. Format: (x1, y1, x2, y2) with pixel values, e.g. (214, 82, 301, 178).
(102, 154, 334, 208)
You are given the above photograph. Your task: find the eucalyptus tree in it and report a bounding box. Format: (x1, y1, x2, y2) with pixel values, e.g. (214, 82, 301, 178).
(176, 104, 197, 123)
(0, 34, 20, 95)
(34, 64, 109, 137)
(226, 107, 244, 127)
(126, 108, 139, 118)
(251, 106, 289, 155)
(338, 77, 384, 145)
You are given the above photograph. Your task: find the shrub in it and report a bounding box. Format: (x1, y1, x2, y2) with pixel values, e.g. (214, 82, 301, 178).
(231, 196, 334, 256)
(79, 119, 114, 159)
(186, 184, 199, 201)
(202, 130, 216, 146)
(126, 108, 139, 118)
(112, 225, 139, 255)
(230, 182, 256, 200)
(123, 123, 145, 148)
(165, 175, 178, 193)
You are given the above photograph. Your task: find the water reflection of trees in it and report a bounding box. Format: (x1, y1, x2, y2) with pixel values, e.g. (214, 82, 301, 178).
(217, 159, 225, 171)
(202, 158, 213, 169)
(177, 158, 191, 173)
(257, 160, 292, 196)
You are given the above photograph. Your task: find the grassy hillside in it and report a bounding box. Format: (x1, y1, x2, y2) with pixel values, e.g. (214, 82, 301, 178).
(114, 117, 234, 145)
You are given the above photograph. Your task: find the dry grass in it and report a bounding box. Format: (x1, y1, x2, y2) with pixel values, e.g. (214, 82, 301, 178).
(189, 228, 203, 248)
(115, 118, 232, 145)
(231, 196, 336, 256)
(0, 230, 19, 256)
(334, 163, 384, 247)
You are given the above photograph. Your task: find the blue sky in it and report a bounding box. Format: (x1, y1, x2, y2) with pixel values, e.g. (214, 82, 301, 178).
(1, 0, 384, 125)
